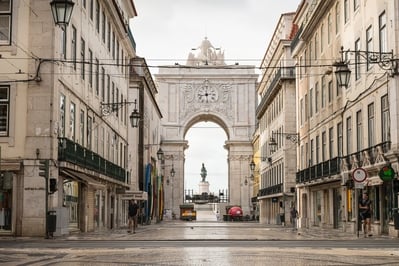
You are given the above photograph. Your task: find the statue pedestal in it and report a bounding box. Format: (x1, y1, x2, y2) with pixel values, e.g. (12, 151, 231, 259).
(199, 181, 210, 194)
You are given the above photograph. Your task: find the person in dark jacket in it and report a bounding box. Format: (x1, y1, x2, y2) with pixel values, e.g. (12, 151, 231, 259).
(359, 192, 372, 237)
(128, 200, 139, 234)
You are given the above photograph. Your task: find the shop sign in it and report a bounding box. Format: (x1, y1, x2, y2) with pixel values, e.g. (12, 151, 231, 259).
(378, 165, 396, 182)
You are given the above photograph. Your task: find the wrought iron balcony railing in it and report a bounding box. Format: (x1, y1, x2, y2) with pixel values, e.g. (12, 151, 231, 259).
(259, 183, 283, 197)
(58, 137, 126, 183)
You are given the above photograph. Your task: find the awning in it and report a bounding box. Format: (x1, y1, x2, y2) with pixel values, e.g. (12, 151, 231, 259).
(120, 191, 148, 201)
(61, 169, 106, 189)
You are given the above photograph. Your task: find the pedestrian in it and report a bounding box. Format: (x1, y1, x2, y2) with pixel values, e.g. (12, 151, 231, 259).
(290, 206, 298, 231)
(128, 200, 139, 234)
(359, 192, 372, 237)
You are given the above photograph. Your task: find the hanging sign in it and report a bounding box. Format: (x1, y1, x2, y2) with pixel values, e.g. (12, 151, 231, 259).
(378, 165, 396, 182)
(352, 168, 367, 183)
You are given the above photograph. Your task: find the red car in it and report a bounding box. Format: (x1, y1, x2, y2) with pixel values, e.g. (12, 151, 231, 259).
(228, 206, 243, 221)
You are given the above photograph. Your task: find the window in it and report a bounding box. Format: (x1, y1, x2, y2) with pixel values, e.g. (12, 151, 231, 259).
(101, 12, 106, 43)
(59, 94, 66, 137)
(316, 135, 320, 164)
(315, 82, 319, 113)
(107, 75, 110, 104)
(95, 0, 100, 33)
(112, 32, 115, 59)
(355, 38, 361, 80)
(80, 110, 85, 146)
(95, 58, 99, 95)
(111, 82, 115, 107)
(321, 76, 326, 108)
(100, 127, 104, 156)
(368, 103, 375, 146)
(366, 26, 373, 71)
(337, 122, 343, 157)
(70, 102, 76, 141)
(356, 110, 362, 151)
(329, 127, 334, 159)
(115, 88, 119, 118)
(81, 38, 85, 80)
(107, 22, 111, 51)
(335, 3, 340, 34)
(344, 0, 349, 23)
(305, 93, 309, 120)
(88, 49, 93, 88)
(381, 95, 390, 142)
(379, 11, 387, 53)
(314, 33, 318, 60)
(322, 131, 326, 162)
(0, 0, 12, 45)
(89, 0, 93, 20)
(87, 116, 92, 149)
(328, 80, 333, 103)
(116, 40, 120, 65)
(328, 13, 332, 44)
(300, 98, 304, 125)
(346, 116, 352, 155)
(309, 89, 313, 117)
(320, 24, 324, 53)
(82, 0, 86, 9)
(0, 86, 10, 136)
(354, 0, 359, 11)
(61, 27, 67, 59)
(71, 26, 77, 70)
(310, 139, 314, 165)
(101, 67, 105, 102)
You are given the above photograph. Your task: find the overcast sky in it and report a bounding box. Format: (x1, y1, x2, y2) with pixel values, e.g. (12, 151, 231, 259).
(130, 0, 300, 193)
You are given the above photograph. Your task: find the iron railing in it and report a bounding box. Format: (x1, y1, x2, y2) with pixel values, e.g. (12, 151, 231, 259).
(58, 137, 126, 182)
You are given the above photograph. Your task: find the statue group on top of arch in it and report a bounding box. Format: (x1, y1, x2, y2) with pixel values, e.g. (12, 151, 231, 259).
(187, 37, 226, 66)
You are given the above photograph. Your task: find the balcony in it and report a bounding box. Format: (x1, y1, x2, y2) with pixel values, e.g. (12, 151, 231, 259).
(341, 141, 391, 171)
(296, 157, 340, 184)
(290, 23, 303, 52)
(256, 67, 295, 116)
(259, 183, 283, 197)
(296, 141, 391, 184)
(58, 137, 126, 183)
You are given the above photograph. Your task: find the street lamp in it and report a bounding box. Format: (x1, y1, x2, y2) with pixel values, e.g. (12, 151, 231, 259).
(334, 46, 398, 88)
(129, 100, 140, 128)
(50, 0, 75, 27)
(269, 132, 299, 152)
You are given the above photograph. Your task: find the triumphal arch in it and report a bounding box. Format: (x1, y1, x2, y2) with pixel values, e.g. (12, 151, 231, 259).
(155, 38, 258, 216)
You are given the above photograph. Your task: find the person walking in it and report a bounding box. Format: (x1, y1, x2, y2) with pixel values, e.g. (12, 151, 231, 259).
(128, 200, 139, 234)
(290, 206, 298, 231)
(359, 192, 372, 237)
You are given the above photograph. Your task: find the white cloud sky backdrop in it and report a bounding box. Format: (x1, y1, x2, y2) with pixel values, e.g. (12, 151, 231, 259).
(130, 0, 300, 193)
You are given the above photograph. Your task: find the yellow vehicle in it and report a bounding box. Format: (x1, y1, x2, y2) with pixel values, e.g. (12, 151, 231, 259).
(180, 204, 197, 221)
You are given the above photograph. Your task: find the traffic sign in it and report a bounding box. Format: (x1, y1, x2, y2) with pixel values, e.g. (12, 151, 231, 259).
(352, 167, 367, 183)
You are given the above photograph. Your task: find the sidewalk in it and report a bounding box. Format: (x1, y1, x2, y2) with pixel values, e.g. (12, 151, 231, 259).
(63, 219, 392, 241)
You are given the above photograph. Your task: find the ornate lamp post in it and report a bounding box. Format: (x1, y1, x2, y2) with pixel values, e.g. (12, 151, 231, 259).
(50, 0, 75, 27)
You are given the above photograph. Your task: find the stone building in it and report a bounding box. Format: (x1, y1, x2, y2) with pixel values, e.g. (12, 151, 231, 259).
(291, 0, 399, 237)
(0, 0, 138, 236)
(256, 12, 297, 225)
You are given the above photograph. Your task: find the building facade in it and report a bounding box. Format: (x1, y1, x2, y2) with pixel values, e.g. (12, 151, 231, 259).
(291, 0, 399, 237)
(256, 13, 297, 225)
(0, 0, 138, 236)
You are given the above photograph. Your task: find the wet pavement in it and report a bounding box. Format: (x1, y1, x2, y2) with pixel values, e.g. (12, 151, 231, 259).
(62, 211, 393, 242)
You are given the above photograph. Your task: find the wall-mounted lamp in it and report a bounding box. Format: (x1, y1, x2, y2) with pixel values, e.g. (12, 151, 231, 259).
(144, 144, 164, 161)
(269, 132, 299, 152)
(50, 0, 75, 27)
(334, 46, 398, 88)
(101, 99, 141, 127)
